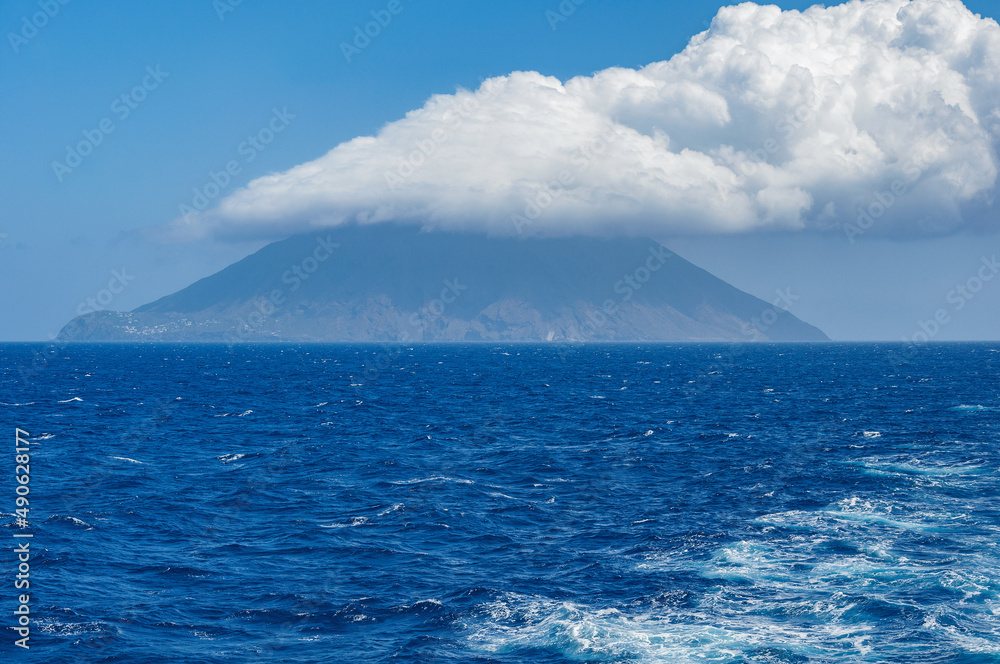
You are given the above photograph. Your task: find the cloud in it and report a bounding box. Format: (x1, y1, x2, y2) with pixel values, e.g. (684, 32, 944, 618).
(168, 0, 1000, 242)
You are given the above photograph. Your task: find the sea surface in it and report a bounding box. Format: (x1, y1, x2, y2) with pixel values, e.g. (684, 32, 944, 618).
(1, 342, 999, 663)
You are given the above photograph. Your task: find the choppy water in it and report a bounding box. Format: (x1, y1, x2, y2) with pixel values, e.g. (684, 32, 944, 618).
(2, 342, 999, 663)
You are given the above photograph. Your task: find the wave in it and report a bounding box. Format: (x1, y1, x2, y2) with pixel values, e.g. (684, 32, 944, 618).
(468, 592, 874, 662)
(387, 476, 474, 486)
(320, 516, 370, 529)
(213, 410, 254, 418)
(36, 619, 112, 638)
(47, 515, 94, 529)
(622, 493, 1000, 661)
(853, 457, 989, 478)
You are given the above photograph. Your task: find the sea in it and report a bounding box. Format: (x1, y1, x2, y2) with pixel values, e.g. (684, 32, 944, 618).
(1, 342, 999, 663)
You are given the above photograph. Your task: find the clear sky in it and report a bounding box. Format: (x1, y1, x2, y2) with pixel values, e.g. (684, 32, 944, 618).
(2, 0, 998, 342)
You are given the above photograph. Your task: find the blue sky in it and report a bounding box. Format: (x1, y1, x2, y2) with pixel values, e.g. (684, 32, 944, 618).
(1, 0, 998, 341)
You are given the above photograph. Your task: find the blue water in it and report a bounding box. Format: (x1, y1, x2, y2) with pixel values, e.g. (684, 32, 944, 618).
(2, 342, 1000, 663)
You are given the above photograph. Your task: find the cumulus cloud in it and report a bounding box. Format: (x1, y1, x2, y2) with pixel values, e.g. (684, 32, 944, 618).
(169, 0, 1000, 241)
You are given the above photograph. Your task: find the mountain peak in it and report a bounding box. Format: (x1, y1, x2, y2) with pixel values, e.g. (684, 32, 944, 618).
(57, 225, 828, 343)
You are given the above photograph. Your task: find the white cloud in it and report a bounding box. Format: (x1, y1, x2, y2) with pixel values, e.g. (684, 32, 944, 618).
(169, 0, 1000, 241)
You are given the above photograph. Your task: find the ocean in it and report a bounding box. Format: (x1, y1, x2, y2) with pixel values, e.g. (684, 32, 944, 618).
(2, 342, 999, 663)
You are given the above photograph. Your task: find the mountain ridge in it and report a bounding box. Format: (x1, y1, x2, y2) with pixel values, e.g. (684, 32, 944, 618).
(57, 225, 828, 342)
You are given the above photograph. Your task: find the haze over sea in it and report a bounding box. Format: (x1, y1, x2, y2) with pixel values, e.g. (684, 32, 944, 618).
(2, 342, 999, 663)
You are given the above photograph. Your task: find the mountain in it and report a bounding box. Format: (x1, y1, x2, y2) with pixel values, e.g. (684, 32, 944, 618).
(56, 225, 828, 342)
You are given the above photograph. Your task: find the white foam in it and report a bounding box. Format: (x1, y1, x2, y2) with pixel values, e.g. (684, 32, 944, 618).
(388, 476, 474, 485)
(626, 489, 1000, 661)
(377, 503, 403, 516)
(53, 516, 94, 529)
(36, 620, 107, 637)
(401, 599, 443, 610)
(57, 397, 83, 403)
(468, 593, 867, 662)
(856, 456, 988, 478)
(109, 456, 142, 464)
(320, 516, 370, 529)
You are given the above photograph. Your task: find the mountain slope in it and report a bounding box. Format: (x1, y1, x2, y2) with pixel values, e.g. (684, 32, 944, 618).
(57, 225, 828, 342)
